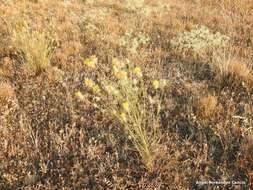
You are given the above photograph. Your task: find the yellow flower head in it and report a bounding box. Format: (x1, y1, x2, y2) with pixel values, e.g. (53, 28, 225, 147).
(105, 85, 113, 93)
(92, 85, 101, 94)
(104, 85, 119, 95)
(133, 66, 143, 78)
(83, 55, 97, 69)
(84, 78, 95, 88)
(75, 91, 84, 100)
(122, 101, 130, 112)
(112, 58, 125, 69)
(120, 112, 127, 122)
(114, 70, 128, 80)
(112, 65, 118, 73)
(152, 80, 160, 90)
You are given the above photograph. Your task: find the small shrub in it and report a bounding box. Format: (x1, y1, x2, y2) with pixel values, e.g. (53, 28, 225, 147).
(76, 56, 168, 171)
(170, 25, 230, 52)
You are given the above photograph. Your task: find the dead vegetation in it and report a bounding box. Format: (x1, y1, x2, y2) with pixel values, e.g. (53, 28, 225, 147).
(0, 0, 253, 189)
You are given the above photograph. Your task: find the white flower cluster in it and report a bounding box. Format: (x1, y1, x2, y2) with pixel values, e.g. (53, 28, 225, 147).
(170, 25, 230, 52)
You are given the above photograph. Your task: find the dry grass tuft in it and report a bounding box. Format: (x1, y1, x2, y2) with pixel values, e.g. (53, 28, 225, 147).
(0, 0, 253, 189)
(198, 95, 219, 119)
(0, 82, 15, 102)
(211, 52, 253, 87)
(10, 22, 54, 73)
(0, 57, 14, 77)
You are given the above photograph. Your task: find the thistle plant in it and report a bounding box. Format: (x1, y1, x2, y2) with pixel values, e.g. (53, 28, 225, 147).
(76, 56, 168, 171)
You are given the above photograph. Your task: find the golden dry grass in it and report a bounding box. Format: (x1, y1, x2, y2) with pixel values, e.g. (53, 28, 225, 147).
(198, 95, 219, 119)
(0, 82, 15, 102)
(0, 0, 253, 189)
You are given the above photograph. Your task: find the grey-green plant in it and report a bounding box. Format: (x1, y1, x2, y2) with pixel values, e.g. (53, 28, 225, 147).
(123, 0, 145, 11)
(119, 31, 150, 54)
(170, 25, 230, 52)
